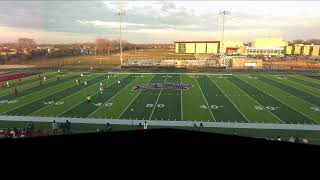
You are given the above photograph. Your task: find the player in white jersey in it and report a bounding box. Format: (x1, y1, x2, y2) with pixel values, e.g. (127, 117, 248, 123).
(100, 86, 104, 94)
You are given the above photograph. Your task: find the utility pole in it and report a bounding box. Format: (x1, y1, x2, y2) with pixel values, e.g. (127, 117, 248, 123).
(114, 7, 125, 67)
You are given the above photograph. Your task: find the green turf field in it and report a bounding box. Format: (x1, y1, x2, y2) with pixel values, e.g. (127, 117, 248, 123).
(0, 71, 320, 125)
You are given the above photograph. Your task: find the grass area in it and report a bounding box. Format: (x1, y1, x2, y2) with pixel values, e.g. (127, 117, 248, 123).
(0, 71, 319, 124)
(0, 70, 320, 144)
(5, 54, 121, 68)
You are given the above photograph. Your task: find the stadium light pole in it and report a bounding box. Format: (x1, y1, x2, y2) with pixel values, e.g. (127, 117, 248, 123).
(219, 10, 230, 57)
(114, 9, 125, 67)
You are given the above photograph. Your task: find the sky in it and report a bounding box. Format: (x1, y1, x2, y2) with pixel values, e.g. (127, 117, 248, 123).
(0, 1, 319, 44)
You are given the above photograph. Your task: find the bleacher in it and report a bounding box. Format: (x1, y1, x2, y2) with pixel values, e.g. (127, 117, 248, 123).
(194, 54, 214, 61)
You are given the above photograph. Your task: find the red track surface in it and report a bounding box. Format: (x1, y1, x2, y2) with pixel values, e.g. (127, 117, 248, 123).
(0, 73, 33, 82)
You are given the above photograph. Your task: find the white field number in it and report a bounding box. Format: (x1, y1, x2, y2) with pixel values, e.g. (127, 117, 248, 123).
(255, 106, 280, 111)
(200, 105, 224, 109)
(277, 77, 287, 80)
(311, 107, 320, 112)
(146, 104, 165, 108)
(43, 101, 64, 105)
(93, 103, 102, 107)
(0, 100, 18, 104)
(105, 103, 113, 107)
(200, 105, 208, 109)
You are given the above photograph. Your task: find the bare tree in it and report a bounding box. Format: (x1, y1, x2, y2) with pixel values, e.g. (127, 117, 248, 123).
(17, 38, 36, 53)
(292, 39, 305, 45)
(95, 38, 110, 54)
(305, 39, 320, 45)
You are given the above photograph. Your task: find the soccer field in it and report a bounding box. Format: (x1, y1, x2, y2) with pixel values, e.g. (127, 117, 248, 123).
(0, 71, 320, 128)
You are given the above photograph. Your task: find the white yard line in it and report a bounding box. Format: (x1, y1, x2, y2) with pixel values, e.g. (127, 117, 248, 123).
(180, 75, 183, 121)
(194, 74, 216, 122)
(2, 75, 80, 114)
(0, 72, 66, 98)
(117, 91, 141, 119)
(264, 75, 320, 98)
(226, 77, 285, 124)
(148, 77, 168, 120)
(31, 74, 106, 115)
(261, 75, 320, 108)
(57, 75, 127, 117)
(237, 75, 319, 125)
(117, 75, 155, 119)
(284, 77, 320, 98)
(87, 77, 140, 118)
(208, 75, 251, 123)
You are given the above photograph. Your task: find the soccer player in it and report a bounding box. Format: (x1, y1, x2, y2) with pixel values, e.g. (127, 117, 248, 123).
(6, 81, 9, 88)
(13, 87, 18, 96)
(86, 95, 91, 104)
(43, 76, 47, 82)
(57, 76, 60, 81)
(81, 74, 84, 77)
(76, 79, 80, 85)
(84, 81, 87, 85)
(100, 86, 104, 94)
(117, 80, 120, 87)
(107, 75, 110, 80)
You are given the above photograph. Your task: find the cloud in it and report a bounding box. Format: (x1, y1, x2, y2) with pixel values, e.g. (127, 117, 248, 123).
(77, 20, 147, 29)
(0, 1, 320, 43)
